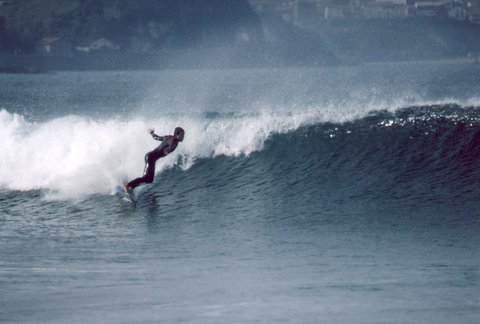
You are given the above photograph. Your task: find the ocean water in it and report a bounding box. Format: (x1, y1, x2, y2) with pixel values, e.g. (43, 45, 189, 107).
(1, 63, 480, 323)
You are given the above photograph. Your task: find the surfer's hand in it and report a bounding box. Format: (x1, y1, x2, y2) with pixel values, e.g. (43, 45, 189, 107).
(148, 128, 154, 134)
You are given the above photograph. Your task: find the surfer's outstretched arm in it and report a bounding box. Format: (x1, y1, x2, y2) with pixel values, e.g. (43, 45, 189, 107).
(148, 128, 164, 141)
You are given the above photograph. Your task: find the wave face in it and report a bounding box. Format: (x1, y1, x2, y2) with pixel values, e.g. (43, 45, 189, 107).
(153, 104, 479, 219)
(267, 105, 480, 210)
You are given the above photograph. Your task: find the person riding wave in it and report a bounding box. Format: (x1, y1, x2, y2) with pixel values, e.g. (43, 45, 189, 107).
(124, 127, 185, 193)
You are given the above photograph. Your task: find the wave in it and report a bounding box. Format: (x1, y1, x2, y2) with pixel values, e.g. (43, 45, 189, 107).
(256, 104, 480, 207)
(1, 103, 480, 203)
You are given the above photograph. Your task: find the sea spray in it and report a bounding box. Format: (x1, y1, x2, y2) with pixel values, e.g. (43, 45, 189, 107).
(0, 107, 338, 199)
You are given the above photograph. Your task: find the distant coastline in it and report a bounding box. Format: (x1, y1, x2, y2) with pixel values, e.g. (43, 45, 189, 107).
(1, 8, 480, 72)
(1, 52, 478, 73)
(0, 64, 45, 74)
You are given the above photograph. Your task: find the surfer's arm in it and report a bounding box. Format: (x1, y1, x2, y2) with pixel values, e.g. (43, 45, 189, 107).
(148, 128, 164, 141)
(151, 133, 164, 141)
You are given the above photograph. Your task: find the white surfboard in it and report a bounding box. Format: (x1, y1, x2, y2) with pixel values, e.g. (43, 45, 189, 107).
(114, 185, 136, 203)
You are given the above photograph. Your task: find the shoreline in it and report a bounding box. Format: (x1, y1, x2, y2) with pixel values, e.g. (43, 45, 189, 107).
(1, 52, 479, 73)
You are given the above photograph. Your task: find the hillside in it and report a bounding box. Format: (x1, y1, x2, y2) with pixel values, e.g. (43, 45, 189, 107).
(0, 0, 262, 52)
(0, 0, 479, 70)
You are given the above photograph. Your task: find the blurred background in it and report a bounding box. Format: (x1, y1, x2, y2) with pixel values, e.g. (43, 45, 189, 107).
(0, 0, 479, 71)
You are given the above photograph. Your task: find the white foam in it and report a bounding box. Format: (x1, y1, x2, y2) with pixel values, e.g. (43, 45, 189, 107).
(0, 107, 326, 199)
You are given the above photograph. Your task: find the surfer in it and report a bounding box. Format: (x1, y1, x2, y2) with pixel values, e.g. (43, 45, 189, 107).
(124, 127, 185, 193)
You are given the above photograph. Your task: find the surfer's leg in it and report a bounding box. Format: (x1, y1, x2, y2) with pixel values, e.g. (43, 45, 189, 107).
(143, 160, 156, 183)
(127, 155, 156, 189)
(126, 177, 143, 190)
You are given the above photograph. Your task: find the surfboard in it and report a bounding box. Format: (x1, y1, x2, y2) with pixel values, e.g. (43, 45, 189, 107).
(114, 185, 136, 203)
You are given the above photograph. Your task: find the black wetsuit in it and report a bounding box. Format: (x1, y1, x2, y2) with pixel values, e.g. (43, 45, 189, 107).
(127, 133, 179, 189)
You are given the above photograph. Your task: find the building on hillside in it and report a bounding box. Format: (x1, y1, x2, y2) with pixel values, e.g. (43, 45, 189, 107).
(36, 37, 72, 56)
(324, 5, 347, 19)
(361, 0, 408, 18)
(407, 0, 450, 16)
(249, 0, 412, 22)
(448, 0, 468, 20)
(248, 0, 296, 22)
(76, 38, 119, 54)
(464, 0, 480, 23)
(248, 0, 480, 23)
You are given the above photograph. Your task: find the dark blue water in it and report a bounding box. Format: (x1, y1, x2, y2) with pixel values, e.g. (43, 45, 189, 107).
(1, 63, 480, 323)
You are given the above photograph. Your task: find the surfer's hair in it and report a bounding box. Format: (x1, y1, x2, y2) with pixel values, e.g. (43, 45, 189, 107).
(174, 127, 185, 136)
